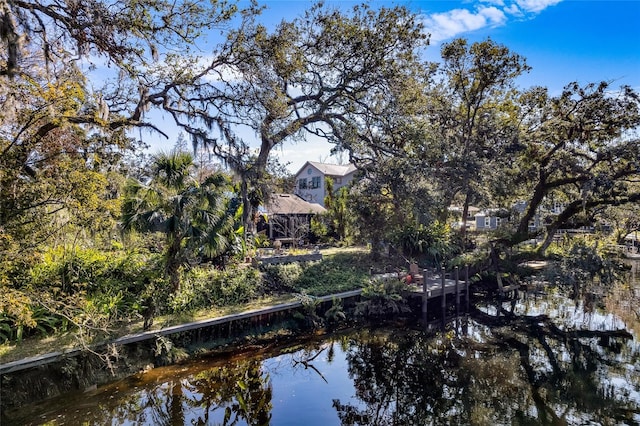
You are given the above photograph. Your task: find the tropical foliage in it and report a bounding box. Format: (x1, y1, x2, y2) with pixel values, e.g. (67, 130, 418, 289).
(121, 150, 234, 291)
(355, 277, 411, 320)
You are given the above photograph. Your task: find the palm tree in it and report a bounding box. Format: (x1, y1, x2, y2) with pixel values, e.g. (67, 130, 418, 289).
(121, 150, 233, 292)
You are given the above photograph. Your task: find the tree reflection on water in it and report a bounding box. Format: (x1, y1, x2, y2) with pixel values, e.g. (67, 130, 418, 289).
(8, 358, 273, 425)
(333, 291, 639, 424)
(8, 270, 640, 425)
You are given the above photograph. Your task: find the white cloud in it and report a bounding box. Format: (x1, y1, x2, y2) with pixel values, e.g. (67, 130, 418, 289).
(516, 0, 563, 14)
(481, 6, 509, 25)
(422, 0, 562, 42)
(503, 4, 523, 16)
(424, 6, 507, 42)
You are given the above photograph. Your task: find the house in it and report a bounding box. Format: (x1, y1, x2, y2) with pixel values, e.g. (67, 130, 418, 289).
(293, 161, 357, 207)
(257, 194, 327, 242)
(475, 211, 505, 231)
(477, 200, 567, 233)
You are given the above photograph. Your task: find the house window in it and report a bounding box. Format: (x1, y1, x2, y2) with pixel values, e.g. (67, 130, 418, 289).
(311, 176, 321, 189)
(307, 168, 313, 175)
(484, 217, 491, 228)
(298, 178, 307, 189)
(495, 217, 501, 227)
(334, 177, 342, 184)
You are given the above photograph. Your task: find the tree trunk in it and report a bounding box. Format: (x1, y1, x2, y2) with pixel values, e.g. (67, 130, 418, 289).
(240, 179, 253, 236)
(370, 235, 382, 261)
(537, 225, 558, 256)
(460, 191, 471, 241)
(167, 262, 181, 293)
(165, 240, 182, 293)
(516, 180, 547, 237)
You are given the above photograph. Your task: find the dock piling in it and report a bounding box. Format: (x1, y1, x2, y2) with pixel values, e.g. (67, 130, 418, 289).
(421, 268, 428, 315)
(465, 264, 470, 312)
(441, 267, 446, 309)
(455, 266, 460, 309)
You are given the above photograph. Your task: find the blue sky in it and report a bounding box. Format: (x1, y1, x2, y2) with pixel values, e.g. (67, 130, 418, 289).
(415, 0, 639, 92)
(255, 0, 639, 93)
(148, 0, 640, 172)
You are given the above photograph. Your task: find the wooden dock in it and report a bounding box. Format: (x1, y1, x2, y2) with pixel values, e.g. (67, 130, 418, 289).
(408, 278, 465, 298)
(406, 267, 470, 314)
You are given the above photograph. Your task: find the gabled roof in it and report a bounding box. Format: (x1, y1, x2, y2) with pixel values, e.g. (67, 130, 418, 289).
(295, 161, 357, 178)
(448, 206, 481, 215)
(263, 194, 327, 215)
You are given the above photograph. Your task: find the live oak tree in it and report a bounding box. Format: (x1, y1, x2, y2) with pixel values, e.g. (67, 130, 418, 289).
(0, 0, 253, 320)
(348, 176, 397, 259)
(0, 0, 255, 248)
(195, 3, 429, 233)
(0, 60, 146, 336)
(0, 65, 126, 275)
(1, 0, 251, 134)
(2, 0, 431, 248)
(430, 38, 529, 236)
(344, 38, 527, 256)
(511, 82, 640, 254)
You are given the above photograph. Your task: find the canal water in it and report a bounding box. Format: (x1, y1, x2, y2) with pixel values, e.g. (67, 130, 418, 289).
(5, 262, 640, 425)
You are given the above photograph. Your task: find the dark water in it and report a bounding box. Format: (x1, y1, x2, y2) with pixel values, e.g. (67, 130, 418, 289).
(6, 264, 640, 425)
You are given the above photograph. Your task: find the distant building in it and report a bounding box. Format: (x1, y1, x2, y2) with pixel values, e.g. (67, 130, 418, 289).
(477, 199, 573, 233)
(257, 194, 327, 241)
(293, 161, 357, 206)
(475, 210, 505, 231)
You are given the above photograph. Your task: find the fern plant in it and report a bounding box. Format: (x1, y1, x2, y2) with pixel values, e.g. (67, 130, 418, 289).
(355, 277, 411, 320)
(292, 292, 323, 330)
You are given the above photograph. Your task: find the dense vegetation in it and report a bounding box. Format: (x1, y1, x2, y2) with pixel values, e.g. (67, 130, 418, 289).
(1, 0, 639, 351)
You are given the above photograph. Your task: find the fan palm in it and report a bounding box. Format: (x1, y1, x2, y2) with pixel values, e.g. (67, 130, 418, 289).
(121, 151, 233, 292)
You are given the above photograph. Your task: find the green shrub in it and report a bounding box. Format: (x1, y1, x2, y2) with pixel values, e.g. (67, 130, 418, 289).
(292, 292, 323, 330)
(170, 267, 263, 312)
(0, 302, 74, 344)
(292, 258, 370, 295)
(355, 277, 411, 319)
(395, 221, 456, 267)
(30, 306, 71, 337)
(261, 250, 373, 297)
(168, 268, 213, 312)
(261, 263, 304, 292)
(0, 247, 166, 342)
(85, 290, 134, 322)
(448, 248, 489, 270)
(218, 268, 262, 305)
(0, 314, 12, 343)
(30, 247, 163, 298)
